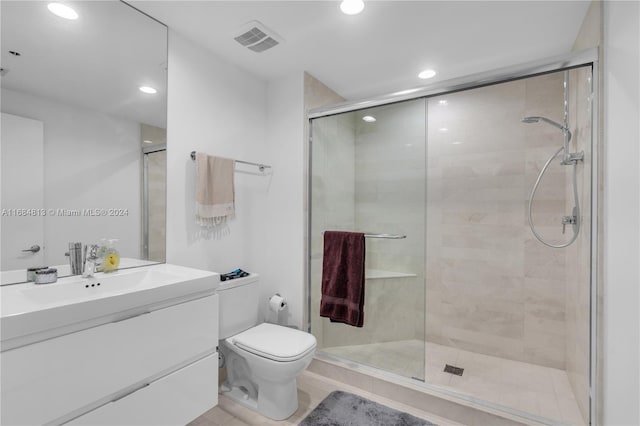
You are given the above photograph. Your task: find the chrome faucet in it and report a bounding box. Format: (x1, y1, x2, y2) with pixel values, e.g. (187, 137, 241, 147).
(82, 244, 99, 278)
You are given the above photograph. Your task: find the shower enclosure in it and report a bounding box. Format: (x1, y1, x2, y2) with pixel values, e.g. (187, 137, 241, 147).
(307, 54, 596, 426)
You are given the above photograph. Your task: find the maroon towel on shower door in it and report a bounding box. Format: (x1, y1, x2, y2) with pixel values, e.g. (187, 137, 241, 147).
(320, 231, 366, 327)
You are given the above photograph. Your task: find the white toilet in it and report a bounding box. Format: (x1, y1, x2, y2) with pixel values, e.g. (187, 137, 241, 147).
(217, 273, 317, 420)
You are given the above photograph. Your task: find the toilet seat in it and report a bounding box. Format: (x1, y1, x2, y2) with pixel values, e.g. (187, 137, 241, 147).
(228, 323, 316, 362)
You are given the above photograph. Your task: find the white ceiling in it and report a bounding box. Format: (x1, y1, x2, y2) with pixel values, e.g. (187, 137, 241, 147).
(131, 0, 591, 101)
(1, 1, 167, 128)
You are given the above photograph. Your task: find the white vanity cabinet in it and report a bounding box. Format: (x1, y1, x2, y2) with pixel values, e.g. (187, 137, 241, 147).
(1, 293, 219, 425)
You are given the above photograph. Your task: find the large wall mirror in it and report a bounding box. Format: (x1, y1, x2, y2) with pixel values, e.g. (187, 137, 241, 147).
(1, 1, 167, 284)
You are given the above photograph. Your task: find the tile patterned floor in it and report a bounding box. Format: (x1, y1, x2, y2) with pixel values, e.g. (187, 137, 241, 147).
(188, 369, 462, 426)
(322, 340, 587, 425)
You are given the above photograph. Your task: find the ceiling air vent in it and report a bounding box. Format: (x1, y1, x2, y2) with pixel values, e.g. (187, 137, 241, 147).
(234, 21, 283, 53)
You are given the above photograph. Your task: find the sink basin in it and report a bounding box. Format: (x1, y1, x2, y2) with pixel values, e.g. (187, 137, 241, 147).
(19, 268, 182, 305)
(0, 257, 158, 285)
(1, 263, 219, 349)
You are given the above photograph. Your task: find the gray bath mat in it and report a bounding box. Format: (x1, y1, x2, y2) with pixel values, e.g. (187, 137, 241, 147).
(299, 390, 436, 426)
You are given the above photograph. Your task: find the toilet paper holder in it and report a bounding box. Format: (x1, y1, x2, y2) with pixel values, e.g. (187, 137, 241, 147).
(268, 293, 287, 312)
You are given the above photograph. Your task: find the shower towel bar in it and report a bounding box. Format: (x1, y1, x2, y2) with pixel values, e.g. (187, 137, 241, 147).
(190, 151, 271, 172)
(322, 231, 406, 239)
(364, 233, 406, 239)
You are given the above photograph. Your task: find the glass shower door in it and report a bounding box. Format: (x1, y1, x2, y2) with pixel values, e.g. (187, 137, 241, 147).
(309, 99, 427, 380)
(308, 63, 594, 425)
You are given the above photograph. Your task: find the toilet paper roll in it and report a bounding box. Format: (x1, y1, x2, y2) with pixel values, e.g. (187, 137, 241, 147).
(269, 294, 286, 313)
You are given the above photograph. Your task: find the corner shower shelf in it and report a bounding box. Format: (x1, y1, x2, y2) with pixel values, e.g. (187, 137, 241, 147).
(365, 269, 417, 280)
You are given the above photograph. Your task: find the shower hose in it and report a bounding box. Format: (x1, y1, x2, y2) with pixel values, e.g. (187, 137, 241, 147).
(528, 146, 581, 248)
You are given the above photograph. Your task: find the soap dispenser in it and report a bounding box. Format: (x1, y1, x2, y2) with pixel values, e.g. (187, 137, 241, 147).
(98, 238, 120, 272)
(101, 238, 120, 272)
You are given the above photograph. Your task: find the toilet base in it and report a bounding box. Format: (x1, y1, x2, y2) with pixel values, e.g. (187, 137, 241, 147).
(222, 378, 298, 421)
(222, 386, 258, 410)
(257, 377, 299, 420)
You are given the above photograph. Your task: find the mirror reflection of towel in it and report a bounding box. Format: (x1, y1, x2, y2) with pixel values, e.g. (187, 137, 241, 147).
(320, 231, 366, 327)
(195, 152, 235, 226)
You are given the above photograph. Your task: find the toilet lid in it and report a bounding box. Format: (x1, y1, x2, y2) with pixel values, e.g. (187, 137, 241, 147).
(230, 323, 317, 362)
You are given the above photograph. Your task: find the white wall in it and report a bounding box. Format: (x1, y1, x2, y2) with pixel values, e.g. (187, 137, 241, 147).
(1, 88, 141, 266)
(257, 72, 306, 328)
(165, 32, 269, 282)
(602, 1, 640, 425)
(166, 31, 313, 329)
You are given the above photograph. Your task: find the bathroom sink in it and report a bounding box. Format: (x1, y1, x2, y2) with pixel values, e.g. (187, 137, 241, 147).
(1, 263, 219, 348)
(19, 268, 180, 305)
(0, 257, 157, 285)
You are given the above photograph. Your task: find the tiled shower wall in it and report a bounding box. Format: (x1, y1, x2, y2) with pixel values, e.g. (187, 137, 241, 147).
(425, 73, 571, 369)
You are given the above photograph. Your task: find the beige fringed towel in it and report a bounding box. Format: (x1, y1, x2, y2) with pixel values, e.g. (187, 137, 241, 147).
(195, 152, 236, 226)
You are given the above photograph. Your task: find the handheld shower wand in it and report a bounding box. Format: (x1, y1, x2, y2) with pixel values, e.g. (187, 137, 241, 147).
(521, 114, 583, 247)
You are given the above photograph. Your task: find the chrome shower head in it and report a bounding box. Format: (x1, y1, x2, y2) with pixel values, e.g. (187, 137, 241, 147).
(522, 116, 564, 129)
(522, 116, 571, 141)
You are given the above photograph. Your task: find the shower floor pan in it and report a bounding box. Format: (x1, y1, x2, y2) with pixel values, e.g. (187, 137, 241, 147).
(320, 340, 585, 425)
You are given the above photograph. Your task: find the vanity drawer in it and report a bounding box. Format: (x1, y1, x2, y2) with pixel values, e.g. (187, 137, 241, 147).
(1, 294, 218, 426)
(67, 352, 218, 426)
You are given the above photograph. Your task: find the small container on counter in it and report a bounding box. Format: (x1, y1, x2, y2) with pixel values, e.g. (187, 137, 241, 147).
(34, 268, 58, 285)
(27, 266, 49, 282)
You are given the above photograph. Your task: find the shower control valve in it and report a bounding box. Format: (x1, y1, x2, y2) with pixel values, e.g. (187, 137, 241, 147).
(561, 150, 585, 165)
(562, 215, 577, 234)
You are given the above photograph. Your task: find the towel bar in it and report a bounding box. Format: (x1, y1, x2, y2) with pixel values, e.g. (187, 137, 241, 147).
(190, 151, 271, 172)
(322, 231, 406, 239)
(364, 233, 406, 239)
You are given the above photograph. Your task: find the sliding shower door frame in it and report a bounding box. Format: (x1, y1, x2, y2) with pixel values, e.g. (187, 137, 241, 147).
(306, 47, 599, 425)
(142, 143, 166, 260)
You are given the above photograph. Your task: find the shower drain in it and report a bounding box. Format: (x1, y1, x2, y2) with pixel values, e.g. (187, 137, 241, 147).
(444, 364, 464, 376)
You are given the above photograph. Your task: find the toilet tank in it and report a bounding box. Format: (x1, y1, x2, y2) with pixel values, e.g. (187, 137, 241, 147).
(217, 273, 260, 339)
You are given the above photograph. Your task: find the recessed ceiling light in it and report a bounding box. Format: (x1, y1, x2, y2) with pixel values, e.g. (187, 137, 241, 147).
(47, 3, 78, 20)
(439, 127, 449, 132)
(438, 100, 448, 106)
(418, 69, 437, 80)
(340, 0, 365, 15)
(362, 115, 376, 122)
(143, 140, 154, 144)
(452, 141, 463, 145)
(139, 86, 157, 94)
